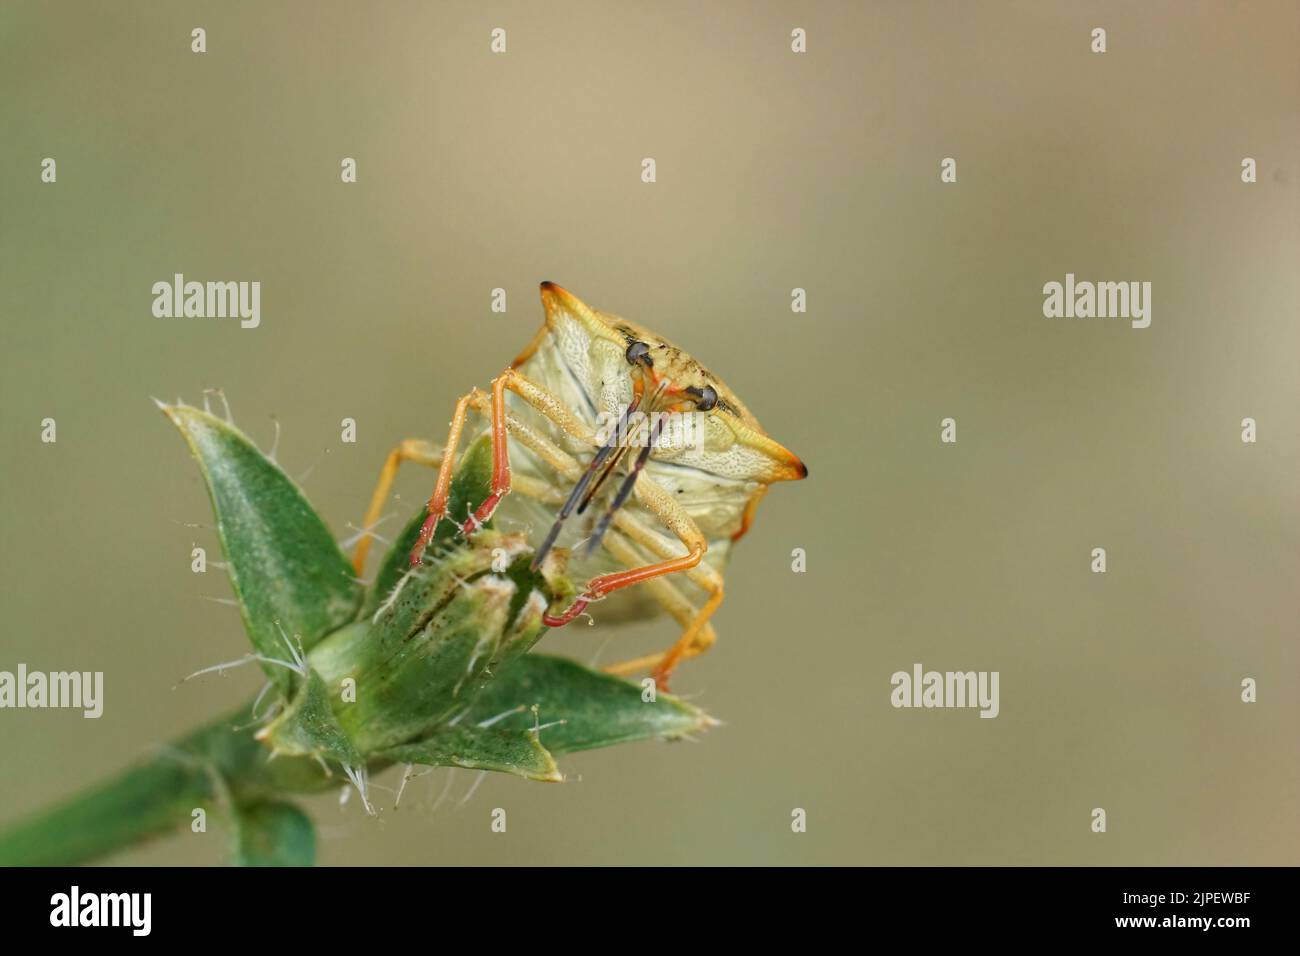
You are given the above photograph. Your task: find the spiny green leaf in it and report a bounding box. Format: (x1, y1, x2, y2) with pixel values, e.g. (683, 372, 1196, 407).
(380, 726, 560, 782)
(232, 801, 315, 866)
(161, 403, 363, 692)
(259, 669, 360, 767)
(457, 655, 717, 755)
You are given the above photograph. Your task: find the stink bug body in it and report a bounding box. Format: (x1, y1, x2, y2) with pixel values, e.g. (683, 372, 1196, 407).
(353, 283, 805, 687)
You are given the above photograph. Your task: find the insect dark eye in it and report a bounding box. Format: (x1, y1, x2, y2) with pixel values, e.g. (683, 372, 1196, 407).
(686, 384, 718, 411)
(625, 341, 652, 367)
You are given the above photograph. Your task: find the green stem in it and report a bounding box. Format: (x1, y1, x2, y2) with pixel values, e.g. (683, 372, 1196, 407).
(0, 703, 333, 866)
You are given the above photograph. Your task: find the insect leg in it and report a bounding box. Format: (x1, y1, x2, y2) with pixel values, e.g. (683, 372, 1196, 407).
(498, 367, 599, 446)
(644, 578, 723, 688)
(460, 368, 603, 535)
(545, 474, 724, 687)
(409, 390, 481, 566)
(541, 542, 705, 629)
(730, 485, 770, 542)
(607, 476, 726, 686)
(358, 433, 563, 573)
(597, 528, 720, 671)
(352, 438, 443, 574)
(601, 618, 719, 679)
(460, 376, 511, 534)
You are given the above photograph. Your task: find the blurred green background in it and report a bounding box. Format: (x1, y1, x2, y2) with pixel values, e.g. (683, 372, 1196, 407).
(1, 1, 1296, 865)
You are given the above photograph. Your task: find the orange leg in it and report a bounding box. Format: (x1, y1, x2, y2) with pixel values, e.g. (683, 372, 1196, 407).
(410, 368, 600, 566)
(543, 544, 706, 630)
(460, 374, 511, 535)
(546, 544, 721, 691)
(730, 485, 769, 542)
(648, 583, 723, 687)
(410, 391, 478, 566)
(352, 436, 565, 576)
(599, 568, 722, 691)
(352, 439, 443, 575)
(602, 581, 723, 685)
(544, 471, 724, 689)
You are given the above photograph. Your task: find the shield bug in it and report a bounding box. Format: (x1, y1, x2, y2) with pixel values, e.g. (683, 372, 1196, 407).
(352, 283, 806, 687)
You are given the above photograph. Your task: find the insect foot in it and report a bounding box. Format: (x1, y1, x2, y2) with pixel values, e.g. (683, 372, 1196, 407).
(459, 487, 509, 538)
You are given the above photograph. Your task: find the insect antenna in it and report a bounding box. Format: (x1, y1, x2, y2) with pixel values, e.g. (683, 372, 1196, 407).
(576, 441, 632, 515)
(584, 412, 667, 558)
(530, 397, 640, 571)
(577, 378, 667, 515)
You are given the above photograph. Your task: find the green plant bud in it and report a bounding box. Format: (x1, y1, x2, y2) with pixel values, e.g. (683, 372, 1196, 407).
(300, 530, 566, 755)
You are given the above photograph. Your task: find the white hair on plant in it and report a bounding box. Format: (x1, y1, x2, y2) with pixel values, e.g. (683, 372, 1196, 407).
(456, 770, 488, 809)
(393, 765, 413, 807)
(394, 763, 434, 809)
(586, 632, 616, 668)
(265, 416, 281, 464)
(369, 568, 412, 624)
(342, 763, 375, 816)
(340, 515, 393, 551)
(475, 704, 527, 729)
(199, 387, 233, 424)
(227, 681, 281, 731)
(272, 621, 308, 677)
(527, 702, 567, 737)
(248, 681, 276, 718)
(294, 447, 328, 484)
(179, 650, 310, 691)
(255, 654, 305, 676)
(429, 769, 456, 813)
(179, 653, 260, 684)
